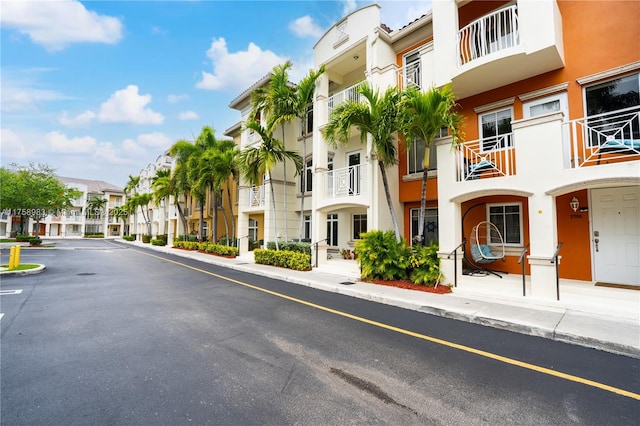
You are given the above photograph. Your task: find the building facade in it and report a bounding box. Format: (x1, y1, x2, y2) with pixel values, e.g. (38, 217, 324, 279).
(227, 1, 638, 295)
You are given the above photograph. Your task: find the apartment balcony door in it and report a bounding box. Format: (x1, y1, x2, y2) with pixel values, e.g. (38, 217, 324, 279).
(348, 151, 362, 195)
(591, 187, 640, 286)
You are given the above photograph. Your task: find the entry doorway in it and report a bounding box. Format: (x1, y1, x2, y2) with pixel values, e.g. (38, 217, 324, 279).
(591, 187, 640, 286)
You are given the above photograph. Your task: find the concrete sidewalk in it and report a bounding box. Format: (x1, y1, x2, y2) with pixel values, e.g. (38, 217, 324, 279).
(115, 240, 639, 359)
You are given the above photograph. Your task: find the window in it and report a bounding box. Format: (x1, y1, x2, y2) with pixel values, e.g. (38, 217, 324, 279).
(586, 73, 639, 116)
(403, 50, 421, 89)
(407, 138, 438, 174)
(488, 203, 522, 245)
(523, 92, 568, 119)
(585, 73, 640, 146)
(480, 108, 513, 151)
(202, 221, 208, 241)
(300, 158, 313, 192)
(303, 215, 311, 241)
(248, 218, 258, 242)
(352, 214, 367, 240)
(410, 208, 439, 245)
(302, 104, 313, 135)
(327, 213, 338, 246)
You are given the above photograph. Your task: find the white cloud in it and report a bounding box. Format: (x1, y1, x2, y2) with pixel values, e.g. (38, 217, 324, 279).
(47, 131, 97, 153)
(59, 85, 164, 126)
(289, 16, 324, 38)
(135, 132, 173, 149)
(0, 128, 35, 159)
(59, 110, 96, 126)
(341, 0, 357, 16)
(197, 37, 288, 92)
(94, 142, 132, 165)
(178, 110, 199, 121)
(378, 1, 432, 31)
(98, 85, 164, 125)
(167, 93, 189, 103)
(1, 68, 70, 112)
(0, 0, 123, 52)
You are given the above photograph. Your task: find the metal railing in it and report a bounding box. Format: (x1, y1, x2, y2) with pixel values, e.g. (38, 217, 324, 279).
(456, 134, 515, 181)
(312, 238, 327, 268)
(396, 61, 421, 90)
(327, 81, 365, 115)
(564, 105, 640, 168)
(551, 242, 564, 301)
(457, 5, 519, 66)
(320, 164, 366, 199)
(517, 244, 530, 296)
(447, 240, 466, 288)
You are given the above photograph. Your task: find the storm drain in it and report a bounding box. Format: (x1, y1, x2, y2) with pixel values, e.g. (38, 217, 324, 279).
(339, 281, 355, 285)
(329, 367, 416, 414)
(76, 273, 96, 276)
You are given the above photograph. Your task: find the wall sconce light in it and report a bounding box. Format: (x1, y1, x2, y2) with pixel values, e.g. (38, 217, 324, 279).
(353, 55, 359, 60)
(570, 197, 579, 212)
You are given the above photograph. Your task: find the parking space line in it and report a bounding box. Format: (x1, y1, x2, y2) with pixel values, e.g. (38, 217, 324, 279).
(0, 290, 23, 295)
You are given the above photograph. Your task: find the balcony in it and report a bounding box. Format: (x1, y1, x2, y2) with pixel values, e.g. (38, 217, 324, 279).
(243, 184, 265, 208)
(456, 134, 516, 181)
(327, 81, 365, 116)
(457, 5, 519, 67)
(564, 106, 640, 168)
(396, 61, 422, 91)
(434, 1, 564, 98)
(319, 164, 367, 199)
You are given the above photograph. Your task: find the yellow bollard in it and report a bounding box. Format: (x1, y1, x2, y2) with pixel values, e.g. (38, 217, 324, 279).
(8, 246, 16, 270)
(14, 245, 21, 269)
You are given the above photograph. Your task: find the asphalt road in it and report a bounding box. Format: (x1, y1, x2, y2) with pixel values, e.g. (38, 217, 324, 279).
(1, 239, 638, 425)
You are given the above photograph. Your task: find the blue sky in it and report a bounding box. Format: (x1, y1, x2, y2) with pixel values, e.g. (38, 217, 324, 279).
(1, 0, 432, 188)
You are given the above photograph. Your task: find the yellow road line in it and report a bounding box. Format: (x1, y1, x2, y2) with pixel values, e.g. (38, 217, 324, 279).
(129, 247, 640, 401)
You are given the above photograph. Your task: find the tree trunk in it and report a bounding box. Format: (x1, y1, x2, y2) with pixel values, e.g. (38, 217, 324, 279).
(212, 188, 218, 243)
(226, 185, 236, 241)
(220, 204, 230, 245)
(175, 202, 188, 240)
(281, 126, 288, 242)
(269, 172, 279, 250)
(298, 118, 306, 241)
(198, 201, 204, 242)
(418, 167, 428, 245)
(378, 162, 402, 243)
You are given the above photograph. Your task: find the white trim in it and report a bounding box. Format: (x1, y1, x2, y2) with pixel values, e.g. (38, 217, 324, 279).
(473, 97, 515, 114)
(518, 83, 570, 101)
(576, 61, 640, 85)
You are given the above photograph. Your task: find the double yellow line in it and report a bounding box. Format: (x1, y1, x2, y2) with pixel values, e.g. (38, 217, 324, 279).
(133, 247, 640, 401)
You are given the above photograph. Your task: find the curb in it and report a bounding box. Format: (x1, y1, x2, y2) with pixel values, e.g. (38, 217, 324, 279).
(0, 264, 47, 276)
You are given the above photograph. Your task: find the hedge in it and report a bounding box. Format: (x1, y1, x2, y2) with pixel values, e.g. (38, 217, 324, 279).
(254, 249, 311, 271)
(266, 241, 311, 256)
(173, 240, 238, 257)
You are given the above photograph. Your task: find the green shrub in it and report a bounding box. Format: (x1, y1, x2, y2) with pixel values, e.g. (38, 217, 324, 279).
(408, 243, 441, 286)
(254, 249, 311, 271)
(151, 238, 166, 246)
(16, 235, 31, 242)
(157, 234, 168, 243)
(141, 234, 152, 244)
(122, 235, 135, 241)
(355, 230, 410, 281)
(84, 233, 104, 238)
(266, 241, 311, 256)
(218, 237, 237, 246)
(248, 240, 261, 251)
(29, 237, 42, 246)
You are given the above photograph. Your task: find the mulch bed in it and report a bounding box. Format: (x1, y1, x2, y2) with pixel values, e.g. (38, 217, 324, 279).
(365, 278, 452, 294)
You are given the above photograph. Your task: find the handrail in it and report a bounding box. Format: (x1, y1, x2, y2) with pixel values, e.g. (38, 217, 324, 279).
(447, 240, 467, 288)
(312, 238, 328, 268)
(550, 242, 564, 300)
(517, 244, 530, 296)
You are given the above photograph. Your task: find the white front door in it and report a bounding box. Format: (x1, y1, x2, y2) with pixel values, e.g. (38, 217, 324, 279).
(591, 187, 640, 286)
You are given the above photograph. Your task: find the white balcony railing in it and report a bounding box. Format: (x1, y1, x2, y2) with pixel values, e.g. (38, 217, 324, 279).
(320, 164, 366, 199)
(456, 134, 515, 181)
(327, 81, 365, 116)
(397, 61, 421, 90)
(246, 184, 265, 207)
(564, 106, 640, 168)
(457, 5, 519, 66)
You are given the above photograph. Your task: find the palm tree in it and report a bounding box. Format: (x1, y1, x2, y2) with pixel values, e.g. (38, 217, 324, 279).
(111, 205, 129, 233)
(169, 126, 223, 242)
(208, 140, 239, 244)
(124, 174, 140, 235)
(238, 119, 302, 250)
(400, 84, 463, 244)
(252, 61, 325, 242)
(151, 169, 187, 241)
(323, 82, 404, 243)
(129, 192, 152, 236)
(151, 168, 171, 236)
